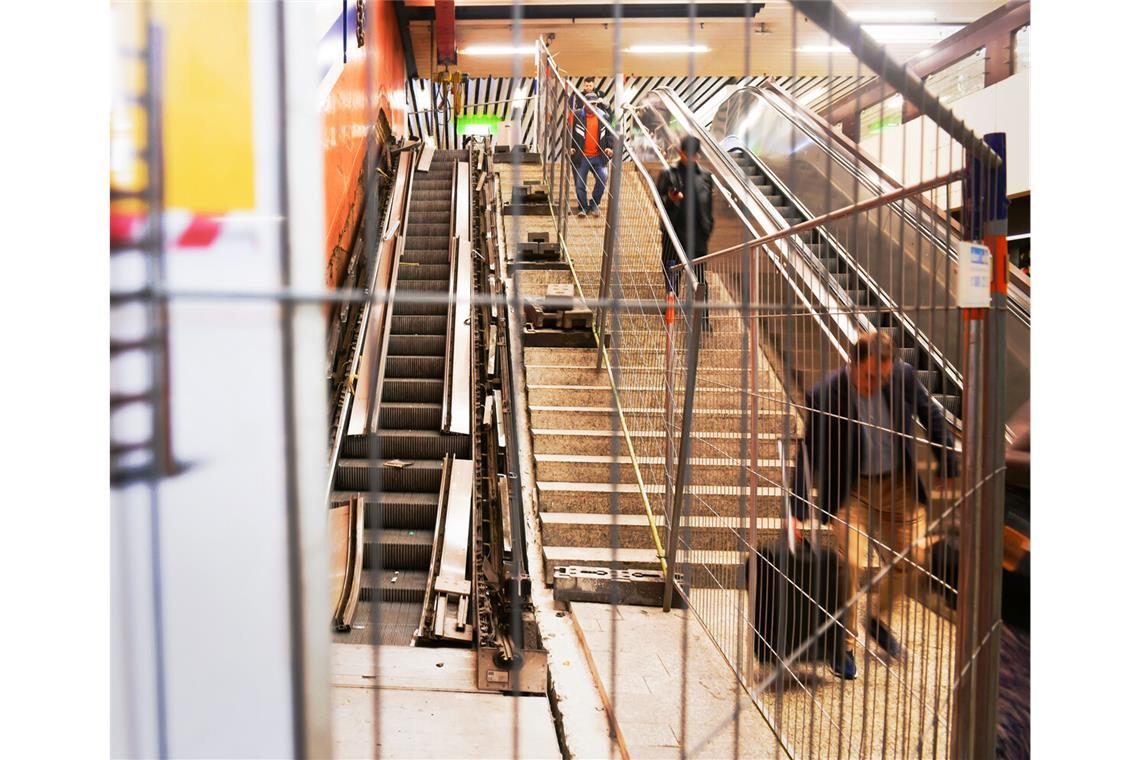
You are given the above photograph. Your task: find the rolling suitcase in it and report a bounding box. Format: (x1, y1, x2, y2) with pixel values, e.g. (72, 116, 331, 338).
(751, 536, 845, 663)
(752, 439, 846, 664)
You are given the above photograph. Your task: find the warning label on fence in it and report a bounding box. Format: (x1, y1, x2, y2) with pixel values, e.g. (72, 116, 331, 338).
(957, 241, 992, 308)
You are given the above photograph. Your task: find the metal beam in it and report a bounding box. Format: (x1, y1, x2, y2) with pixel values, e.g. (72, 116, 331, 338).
(791, 0, 1002, 165)
(405, 3, 763, 21)
(823, 0, 1030, 131)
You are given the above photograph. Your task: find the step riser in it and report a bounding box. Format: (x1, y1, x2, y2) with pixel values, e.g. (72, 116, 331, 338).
(363, 502, 438, 530)
(537, 460, 781, 487)
(529, 409, 798, 433)
(531, 433, 783, 459)
(380, 405, 443, 430)
(336, 464, 442, 493)
(363, 542, 432, 570)
(538, 488, 782, 517)
(527, 368, 752, 386)
(358, 585, 429, 603)
(528, 387, 785, 406)
(387, 335, 445, 356)
(542, 521, 782, 552)
(390, 316, 448, 335)
(386, 356, 445, 379)
(343, 434, 470, 460)
(383, 380, 444, 404)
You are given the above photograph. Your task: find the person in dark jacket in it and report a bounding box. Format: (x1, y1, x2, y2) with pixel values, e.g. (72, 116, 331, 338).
(792, 330, 959, 680)
(655, 134, 713, 330)
(568, 78, 613, 217)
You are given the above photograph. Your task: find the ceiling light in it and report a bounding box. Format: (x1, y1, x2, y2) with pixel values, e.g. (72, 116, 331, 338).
(849, 10, 937, 22)
(796, 44, 851, 54)
(460, 45, 534, 56)
(862, 24, 962, 44)
(625, 44, 710, 54)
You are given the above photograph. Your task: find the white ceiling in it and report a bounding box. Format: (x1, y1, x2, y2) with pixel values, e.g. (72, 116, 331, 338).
(405, 1, 1008, 77)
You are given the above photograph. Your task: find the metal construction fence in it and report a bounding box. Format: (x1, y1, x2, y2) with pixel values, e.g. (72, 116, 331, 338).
(533, 3, 1017, 754)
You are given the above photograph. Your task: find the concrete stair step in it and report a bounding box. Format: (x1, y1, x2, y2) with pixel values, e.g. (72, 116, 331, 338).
(537, 481, 784, 520)
(528, 405, 801, 433)
(530, 428, 786, 458)
(527, 384, 786, 407)
(526, 365, 756, 386)
(535, 453, 782, 487)
(537, 475, 782, 516)
(541, 512, 791, 552)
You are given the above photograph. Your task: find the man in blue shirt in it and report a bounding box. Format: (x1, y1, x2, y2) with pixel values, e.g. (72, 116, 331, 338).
(793, 331, 958, 679)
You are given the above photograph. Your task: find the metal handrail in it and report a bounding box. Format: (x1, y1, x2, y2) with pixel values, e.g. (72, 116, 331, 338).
(536, 38, 700, 577)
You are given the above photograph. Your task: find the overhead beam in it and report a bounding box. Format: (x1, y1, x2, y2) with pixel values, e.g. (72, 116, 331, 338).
(791, 0, 1003, 164)
(405, 3, 762, 21)
(392, 0, 419, 80)
(823, 0, 1030, 134)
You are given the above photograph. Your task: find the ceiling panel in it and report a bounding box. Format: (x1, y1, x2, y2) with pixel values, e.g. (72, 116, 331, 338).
(403, 1, 1007, 78)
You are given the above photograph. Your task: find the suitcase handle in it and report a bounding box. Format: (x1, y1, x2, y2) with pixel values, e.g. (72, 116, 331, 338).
(779, 438, 818, 556)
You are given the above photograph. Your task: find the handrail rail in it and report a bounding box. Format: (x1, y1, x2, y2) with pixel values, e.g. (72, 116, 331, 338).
(539, 39, 699, 293)
(536, 38, 688, 576)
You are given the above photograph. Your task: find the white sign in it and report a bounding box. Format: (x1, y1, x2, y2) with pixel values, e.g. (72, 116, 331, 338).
(957, 241, 992, 308)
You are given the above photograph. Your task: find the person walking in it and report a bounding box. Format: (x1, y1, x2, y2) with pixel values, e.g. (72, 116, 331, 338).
(792, 330, 959, 680)
(655, 134, 713, 330)
(568, 77, 613, 217)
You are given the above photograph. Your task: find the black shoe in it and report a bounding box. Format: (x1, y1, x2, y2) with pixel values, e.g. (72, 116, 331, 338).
(866, 618, 902, 658)
(830, 649, 857, 680)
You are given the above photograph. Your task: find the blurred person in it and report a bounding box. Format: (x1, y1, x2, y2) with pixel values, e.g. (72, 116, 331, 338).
(568, 77, 613, 218)
(655, 134, 712, 331)
(792, 330, 958, 680)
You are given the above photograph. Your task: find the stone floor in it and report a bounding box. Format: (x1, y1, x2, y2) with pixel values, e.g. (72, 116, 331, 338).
(572, 601, 784, 759)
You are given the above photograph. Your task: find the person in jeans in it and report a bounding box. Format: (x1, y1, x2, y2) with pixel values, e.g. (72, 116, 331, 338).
(568, 77, 613, 217)
(793, 330, 958, 679)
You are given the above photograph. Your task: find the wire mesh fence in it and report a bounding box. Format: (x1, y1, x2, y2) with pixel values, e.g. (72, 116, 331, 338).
(110, 2, 1020, 757)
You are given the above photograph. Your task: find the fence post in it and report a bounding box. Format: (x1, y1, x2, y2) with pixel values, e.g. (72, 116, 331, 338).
(952, 133, 1007, 760)
(595, 129, 625, 369)
(663, 281, 706, 612)
(556, 96, 572, 255)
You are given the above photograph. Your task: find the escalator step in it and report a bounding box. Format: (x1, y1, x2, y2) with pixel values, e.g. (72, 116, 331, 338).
(359, 569, 430, 602)
(404, 236, 450, 251)
(386, 355, 445, 378)
(398, 263, 451, 281)
(342, 430, 470, 460)
(335, 459, 443, 492)
(410, 190, 454, 202)
(411, 210, 451, 225)
(898, 347, 918, 366)
(329, 491, 439, 530)
(934, 394, 962, 417)
(380, 401, 443, 430)
(824, 258, 845, 273)
(396, 281, 449, 296)
(915, 370, 941, 393)
(387, 334, 445, 356)
(402, 250, 451, 266)
(757, 184, 774, 195)
(830, 271, 854, 289)
(390, 315, 448, 335)
(363, 529, 434, 570)
(405, 223, 451, 237)
(393, 298, 449, 316)
(383, 378, 445, 403)
(847, 289, 873, 306)
(765, 194, 784, 206)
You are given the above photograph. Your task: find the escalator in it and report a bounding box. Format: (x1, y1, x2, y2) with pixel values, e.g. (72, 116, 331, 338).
(708, 81, 1030, 422)
(331, 148, 472, 645)
(632, 83, 1029, 425)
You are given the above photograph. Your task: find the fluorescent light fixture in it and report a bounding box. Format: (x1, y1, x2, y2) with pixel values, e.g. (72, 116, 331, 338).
(850, 10, 937, 22)
(625, 44, 710, 54)
(796, 44, 851, 54)
(863, 24, 962, 44)
(460, 45, 533, 56)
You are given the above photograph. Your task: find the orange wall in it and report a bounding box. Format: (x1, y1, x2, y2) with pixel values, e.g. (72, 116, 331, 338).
(322, 1, 408, 289)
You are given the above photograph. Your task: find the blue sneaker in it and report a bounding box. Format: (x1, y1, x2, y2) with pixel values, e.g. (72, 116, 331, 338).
(867, 618, 902, 658)
(830, 649, 857, 680)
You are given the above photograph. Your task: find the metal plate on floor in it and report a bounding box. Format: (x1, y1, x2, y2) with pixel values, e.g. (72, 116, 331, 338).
(552, 565, 686, 607)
